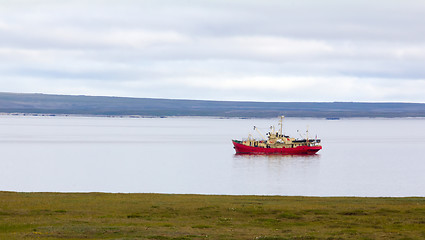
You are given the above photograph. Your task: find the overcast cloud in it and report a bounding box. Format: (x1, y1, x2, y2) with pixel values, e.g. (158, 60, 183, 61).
(1, 0, 425, 102)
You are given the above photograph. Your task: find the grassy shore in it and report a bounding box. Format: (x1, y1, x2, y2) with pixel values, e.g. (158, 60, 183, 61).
(0, 192, 424, 239)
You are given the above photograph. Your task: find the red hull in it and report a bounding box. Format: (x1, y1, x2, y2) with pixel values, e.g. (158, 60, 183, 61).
(232, 140, 321, 155)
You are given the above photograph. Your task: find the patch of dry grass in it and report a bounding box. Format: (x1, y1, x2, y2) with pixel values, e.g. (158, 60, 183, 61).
(0, 192, 424, 239)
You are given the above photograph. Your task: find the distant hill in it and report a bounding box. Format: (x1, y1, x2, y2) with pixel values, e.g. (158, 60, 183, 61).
(1, 92, 425, 118)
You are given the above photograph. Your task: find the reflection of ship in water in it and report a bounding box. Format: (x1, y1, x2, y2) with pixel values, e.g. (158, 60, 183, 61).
(234, 152, 320, 159)
(232, 151, 321, 177)
(232, 116, 322, 155)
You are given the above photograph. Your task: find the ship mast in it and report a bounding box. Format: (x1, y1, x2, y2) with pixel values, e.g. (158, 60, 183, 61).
(253, 126, 267, 140)
(306, 125, 309, 143)
(279, 115, 284, 136)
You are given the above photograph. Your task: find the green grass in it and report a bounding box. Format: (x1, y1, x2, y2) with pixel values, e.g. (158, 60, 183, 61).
(0, 192, 424, 239)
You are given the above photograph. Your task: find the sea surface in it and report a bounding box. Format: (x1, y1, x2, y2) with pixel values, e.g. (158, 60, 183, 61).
(1, 115, 424, 197)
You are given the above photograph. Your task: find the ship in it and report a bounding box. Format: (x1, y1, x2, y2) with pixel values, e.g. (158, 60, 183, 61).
(232, 116, 322, 154)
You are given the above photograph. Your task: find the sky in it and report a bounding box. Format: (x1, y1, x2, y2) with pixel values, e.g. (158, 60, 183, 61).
(1, 0, 425, 102)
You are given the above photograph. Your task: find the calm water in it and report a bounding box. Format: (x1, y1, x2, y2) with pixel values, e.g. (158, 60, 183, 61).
(1, 115, 424, 197)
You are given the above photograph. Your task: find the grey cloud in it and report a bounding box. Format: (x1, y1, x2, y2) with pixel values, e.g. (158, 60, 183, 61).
(0, 0, 425, 102)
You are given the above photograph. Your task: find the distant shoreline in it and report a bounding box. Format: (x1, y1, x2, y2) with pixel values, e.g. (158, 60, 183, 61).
(3, 112, 425, 120)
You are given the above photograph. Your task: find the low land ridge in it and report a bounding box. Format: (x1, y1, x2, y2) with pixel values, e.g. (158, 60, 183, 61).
(1, 92, 425, 118)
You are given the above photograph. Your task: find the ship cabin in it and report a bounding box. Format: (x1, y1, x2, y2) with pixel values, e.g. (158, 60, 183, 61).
(240, 116, 321, 149)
